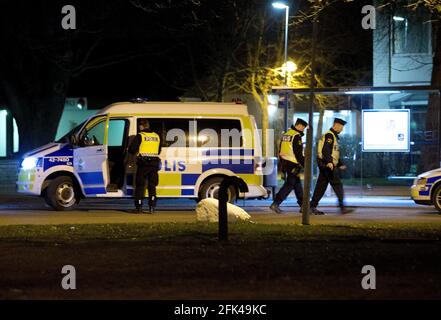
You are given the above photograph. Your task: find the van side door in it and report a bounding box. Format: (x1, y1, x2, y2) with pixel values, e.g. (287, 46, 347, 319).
(73, 115, 109, 195)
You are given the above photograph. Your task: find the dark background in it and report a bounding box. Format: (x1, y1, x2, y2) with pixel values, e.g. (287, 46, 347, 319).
(0, 0, 372, 151)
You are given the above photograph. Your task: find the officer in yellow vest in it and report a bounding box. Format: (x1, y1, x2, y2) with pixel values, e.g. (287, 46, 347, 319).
(310, 118, 354, 215)
(270, 118, 308, 214)
(128, 119, 161, 214)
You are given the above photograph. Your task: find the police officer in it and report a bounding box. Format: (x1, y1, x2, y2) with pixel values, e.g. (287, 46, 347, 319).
(310, 118, 353, 215)
(128, 119, 161, 214)
(270, 118, 308, 214)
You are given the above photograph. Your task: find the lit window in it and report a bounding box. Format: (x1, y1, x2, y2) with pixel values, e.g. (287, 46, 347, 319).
(13, 118, 19, 153)
(392, 8, 431, 54)
(0, 110, 6, 157)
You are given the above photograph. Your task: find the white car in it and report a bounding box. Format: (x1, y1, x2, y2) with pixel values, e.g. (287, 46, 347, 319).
(411, 168, 441, 212)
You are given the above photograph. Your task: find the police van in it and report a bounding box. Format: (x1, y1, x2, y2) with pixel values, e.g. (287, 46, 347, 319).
(17, 101, 268, 210)
(411, 168, 441, 212)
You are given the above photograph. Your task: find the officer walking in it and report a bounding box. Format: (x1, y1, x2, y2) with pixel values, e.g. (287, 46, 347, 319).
(270, 118, 308, 214)
(310, 118, 353, 215)
(128, 119, 161, 214)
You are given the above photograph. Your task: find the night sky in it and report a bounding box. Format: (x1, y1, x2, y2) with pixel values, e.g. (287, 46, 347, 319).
(65, 0, 372, 107)
(2, 0, 373, 108)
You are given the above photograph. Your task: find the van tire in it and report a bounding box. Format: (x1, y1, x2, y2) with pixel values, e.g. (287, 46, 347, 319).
(199, 177, 237, 203)
(432, 184, 441, 213)
(44, 176, 78, 211)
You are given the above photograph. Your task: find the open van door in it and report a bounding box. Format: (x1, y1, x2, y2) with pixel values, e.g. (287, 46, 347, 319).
(74, 116, 109, 195)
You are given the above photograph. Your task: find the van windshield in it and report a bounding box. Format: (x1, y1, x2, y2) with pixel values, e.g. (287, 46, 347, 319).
(56, 121, 86, 143)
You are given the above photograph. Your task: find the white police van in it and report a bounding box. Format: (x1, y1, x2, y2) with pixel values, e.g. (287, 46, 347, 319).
(17, 101, 268, 210)
(411, 168, 441, 212)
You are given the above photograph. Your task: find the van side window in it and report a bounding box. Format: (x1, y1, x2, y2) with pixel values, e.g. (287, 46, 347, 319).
(196, 119, 243, 148)
(108, 119, 128, 147)
(137, 118, 193, 148)
(164, 119, 193, 147)
(84, 120, 106, 146)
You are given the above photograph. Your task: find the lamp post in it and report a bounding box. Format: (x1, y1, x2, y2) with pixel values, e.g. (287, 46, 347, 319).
(272, 1, 290, 132)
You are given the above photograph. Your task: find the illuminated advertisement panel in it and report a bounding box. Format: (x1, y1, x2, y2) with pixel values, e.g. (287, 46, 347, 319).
(362, 109, 410, 152)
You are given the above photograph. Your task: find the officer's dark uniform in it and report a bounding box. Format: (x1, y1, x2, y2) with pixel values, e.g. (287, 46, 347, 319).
(270, 118, 308, 214)
(310, 118, 353, 214)
(128, 124, 161, 213)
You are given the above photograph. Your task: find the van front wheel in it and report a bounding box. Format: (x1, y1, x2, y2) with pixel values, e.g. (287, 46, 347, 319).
(199, 177, 237, 203)
(44, 176, 78, 211)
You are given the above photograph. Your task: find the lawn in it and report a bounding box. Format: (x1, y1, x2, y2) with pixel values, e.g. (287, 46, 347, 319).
(0, 222, 441, 299)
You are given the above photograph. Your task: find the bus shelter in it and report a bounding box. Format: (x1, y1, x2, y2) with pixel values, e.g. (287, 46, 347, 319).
(271, 86, 441, 196)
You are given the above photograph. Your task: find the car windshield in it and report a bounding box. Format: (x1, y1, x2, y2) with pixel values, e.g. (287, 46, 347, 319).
(55, 121, 86, 143)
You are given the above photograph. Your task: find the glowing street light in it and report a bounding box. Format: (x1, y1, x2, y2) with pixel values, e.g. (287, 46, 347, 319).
(393, 16, 405, 21)
(272, 2, 289, 9)
(272, 1, 290, 84)
(273, 1, 291, 131)
(282, 60, 297, 73)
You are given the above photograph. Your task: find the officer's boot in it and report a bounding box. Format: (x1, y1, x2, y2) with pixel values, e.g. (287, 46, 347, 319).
(269, 202, 283, 214)
(135, 199, 143, 214)
(340, 206, 354, 214)
(148, 196, 156, 214)
(311, 207, 325, 215)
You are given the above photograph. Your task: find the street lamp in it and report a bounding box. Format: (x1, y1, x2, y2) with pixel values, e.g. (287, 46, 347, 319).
(272, 1, 290, 131)
(282, 60, 297, 73)
(272, 1, 290, 84)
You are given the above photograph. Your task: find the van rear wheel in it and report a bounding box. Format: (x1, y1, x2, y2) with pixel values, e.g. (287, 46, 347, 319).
(199, 177, 237, 203)
(44, 176, 78, 211)
(432, 185, 441, 213)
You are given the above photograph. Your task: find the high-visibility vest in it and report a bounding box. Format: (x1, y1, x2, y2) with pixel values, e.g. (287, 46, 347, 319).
(138, 132, 161, 157)
(317, 130, 339, 166)
(279, 129, 301, 164)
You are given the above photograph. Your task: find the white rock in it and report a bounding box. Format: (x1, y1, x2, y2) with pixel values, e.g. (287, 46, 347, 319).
(195, 198, 251, 223)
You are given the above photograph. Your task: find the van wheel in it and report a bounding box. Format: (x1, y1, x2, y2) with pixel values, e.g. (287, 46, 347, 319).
(432, 184, 441, 213)
(44, 176, 78, 211)
(199, 177, 237, 203)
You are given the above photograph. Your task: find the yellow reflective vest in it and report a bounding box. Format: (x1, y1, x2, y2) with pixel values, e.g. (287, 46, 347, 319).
(138, 131, 161, 157)
(317, 130, 340, 166)
(279, 129, 301, 164)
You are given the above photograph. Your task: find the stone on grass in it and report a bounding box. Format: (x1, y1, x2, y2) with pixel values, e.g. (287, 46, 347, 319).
(196, 198, 251, 223)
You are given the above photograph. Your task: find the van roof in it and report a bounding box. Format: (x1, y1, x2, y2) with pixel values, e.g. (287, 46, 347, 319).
(97, 102, 249, 116)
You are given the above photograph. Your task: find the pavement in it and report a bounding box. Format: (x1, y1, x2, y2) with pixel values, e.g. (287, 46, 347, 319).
(0, 192, 440, 226)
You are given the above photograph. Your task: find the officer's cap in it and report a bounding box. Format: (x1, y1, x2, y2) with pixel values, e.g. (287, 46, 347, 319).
(295, 118, 308, 127)
(334, 118, 347, 126)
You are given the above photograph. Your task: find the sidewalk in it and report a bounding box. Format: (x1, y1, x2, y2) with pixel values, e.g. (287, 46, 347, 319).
(0, 188, 416, 209)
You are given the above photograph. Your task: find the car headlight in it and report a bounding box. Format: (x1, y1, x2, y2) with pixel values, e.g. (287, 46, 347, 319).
(416, 178, 427, 186)
(21, 157, 38, 170)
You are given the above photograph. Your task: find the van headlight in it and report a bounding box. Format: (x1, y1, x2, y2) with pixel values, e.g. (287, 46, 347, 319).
(416, 178, 427, 186)
(21, 157, 38, 170)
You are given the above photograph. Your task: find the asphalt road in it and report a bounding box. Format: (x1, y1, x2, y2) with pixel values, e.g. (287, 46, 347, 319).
(0, 193, 440, 225)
